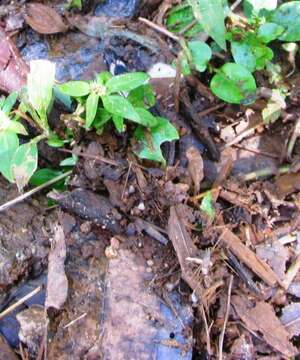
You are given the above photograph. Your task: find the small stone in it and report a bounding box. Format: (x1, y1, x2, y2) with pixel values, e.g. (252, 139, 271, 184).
(165, 282, 174, 292)
(105, 245, 118, 259)
(80, 221, 92, 234)
(146, 267, 152, 273)
(128, 185, 135, 194)
(137, 202, 145, 211)
(146, 259, 154, 267)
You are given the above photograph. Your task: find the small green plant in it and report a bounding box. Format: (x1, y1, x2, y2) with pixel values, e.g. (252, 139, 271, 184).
(58, 71, 179, 163)
(166, 0, 300, 111)
(65, 0, 82, 10)
(0, 60, 178, 191)
(0, 60, 56, 191)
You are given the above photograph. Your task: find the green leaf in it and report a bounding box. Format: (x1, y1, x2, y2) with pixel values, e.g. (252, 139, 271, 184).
(135, 108, 158, 128)
(27, 60, 56, 113)
(188, 0, 226, 50)
(257, 23, 284, 43)
(270, 1, 300, 41)
(112, 115, 124, 132)
(188, 40, 212, 72)
(200, 191, 215, 219)
(0, 131, 19, 182)
(134, 117, 179, 163)
(65, 0, 82, 10)
(0, 110, 27, 135)
(180, 54, 191, 76)
(92, 108, 112, 129)
(30, 168, 63, 186)
(106, 72, 149, 94)
(102, 95, 141, 124)
(128, 84, 155, 108)
(86, 93, 99, 128)
(231, 39, 273, 72)
(96, 71, 112, 85)
(53, 86, 73, 111)
(47, 134, 65, 147)
(210, 63, 257, 104)
(60, 155, 78, 166)
(11, 142, 38, 191)
(243, 0, 277, 17)
(262, 89, 285, 124)
(58, 81, 90, 97)
(2, 92, 18, 114)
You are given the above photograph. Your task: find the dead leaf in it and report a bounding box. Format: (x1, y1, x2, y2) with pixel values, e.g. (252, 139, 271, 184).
(256, 240, 289, 281)
(25, 3, 68, 34)
(230, 334, 254, 360)
(186, 146, 204, 194)
(16, 306, 46, 356)
(232, 296, 298, 358)
(281, 302, 300, 338)
(220, 229, 280, 287)
(275, 172, 300, 198)
(168, 205, 201, 298)
(0, 28, 28, 93)
(45, 224, 68, 310)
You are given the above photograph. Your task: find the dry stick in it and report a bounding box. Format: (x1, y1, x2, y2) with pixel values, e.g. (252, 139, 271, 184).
(230, 0, 243, 10)
(200, 304, 212, 356)
(59, 148, 120, 166)
(233, 144, 279, 159)
(178, 19, 198, 35)
(218, 275, 233, 360)
(121, 161, 132, 199)
(0, 170, 72, 213)
(63, 313, 87, 329)
(138, 17, 180, 42)
(197, 103, 225, 118)
(0, 286, 41, 320)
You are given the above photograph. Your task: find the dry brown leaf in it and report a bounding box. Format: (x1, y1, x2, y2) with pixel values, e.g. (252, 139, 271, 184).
(168, 205, 202, 298)
(45, 224, 68, 310)
(0, 28, 28, 93)
(25, 3, 68, 34)
(275, 172, 300, 198)
(220, 229, 279, 287)
(186, 146, 204, 194)
(232, 296, 298, 358)
(256, 240, 289, 281)
(281, 302, 300, 337)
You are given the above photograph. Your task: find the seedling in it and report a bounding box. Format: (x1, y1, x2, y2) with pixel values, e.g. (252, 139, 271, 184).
(0, 60, 179, 191)
(166, 0, 300, 110)
(58, 71, 179, 163)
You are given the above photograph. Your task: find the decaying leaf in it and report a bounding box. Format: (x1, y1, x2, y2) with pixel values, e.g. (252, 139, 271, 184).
(16, 306, 46, 356)
(25, 3, 68, 34)
(232, 296, 298, 358)
(275, 172, 300, 198)
(0, 28, 28, 93)
(220, 229, 280, 287)
(186, 146, 204, 194)
(45, 224, 68, 310)
(168, 205, 201, 299)
(256, 240, 289, 281)
(281, 302, 300, 337)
